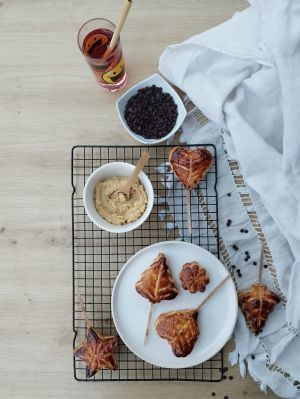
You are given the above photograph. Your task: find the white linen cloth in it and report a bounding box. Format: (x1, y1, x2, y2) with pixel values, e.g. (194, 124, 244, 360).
(159, 0, 300, 397)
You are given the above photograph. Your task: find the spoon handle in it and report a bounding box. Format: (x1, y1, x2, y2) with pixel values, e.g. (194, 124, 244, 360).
(127, 150, 150, 187)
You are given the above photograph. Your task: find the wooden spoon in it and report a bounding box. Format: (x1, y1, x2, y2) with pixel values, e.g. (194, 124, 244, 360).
(110, 150, 150, 199)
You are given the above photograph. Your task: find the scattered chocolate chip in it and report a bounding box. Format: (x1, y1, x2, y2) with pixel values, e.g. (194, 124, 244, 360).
(264, 264, 268, 268)
(227, 193, 231, 197)
(223, 367, 228, 372)
(236, 269, 240, 273)
(226, 219, 232, 227)
(233, 244, 238, 251)
(229, 375, 234, 380)
(240, 229, 244, 233)
(232, 265, 236, 270)
(224, 396, 229, 399)
(253, 261, 257, 265)
(124, 85, 178, 140)
(244, 258, 248, 262)
(222, 375, 227, 380)
(212, 393, 216, 397)
(251, 354, 255, 360)
(238, 273, 242, 278)
(245, 251, 249, 255)
(244, 229, 248, 233)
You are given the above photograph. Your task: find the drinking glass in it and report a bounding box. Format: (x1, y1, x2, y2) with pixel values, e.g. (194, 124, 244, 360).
(77, 18, 128, 92)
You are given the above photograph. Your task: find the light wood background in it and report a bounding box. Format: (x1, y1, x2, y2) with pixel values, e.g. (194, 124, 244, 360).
(0, 0, 278, 398)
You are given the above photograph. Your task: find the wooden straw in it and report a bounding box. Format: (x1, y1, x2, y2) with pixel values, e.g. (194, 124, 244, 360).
(258, 244, 265, 283)
(186, 189, 192, 234)
(144, 302, 154, 345)
(76, 282, 92, 330)
(195, 274, 231, 311)
(104, 0, 132, 57)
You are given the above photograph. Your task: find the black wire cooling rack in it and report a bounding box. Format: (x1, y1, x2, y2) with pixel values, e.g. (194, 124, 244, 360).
(71, 144, 223, 382)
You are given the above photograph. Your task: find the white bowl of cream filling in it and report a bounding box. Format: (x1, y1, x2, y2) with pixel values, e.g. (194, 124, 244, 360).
(83, 162, 154, 234)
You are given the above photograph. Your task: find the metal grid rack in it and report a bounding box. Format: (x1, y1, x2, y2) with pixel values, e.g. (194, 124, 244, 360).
(71, 144, 223, 382)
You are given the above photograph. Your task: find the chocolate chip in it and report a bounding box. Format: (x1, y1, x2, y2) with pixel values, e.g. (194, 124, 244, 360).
(253, 262, 257, 265)
(229, 375, 233, 380)
(251, 354, 255, 360)
(264, 264, 268, 268)
(224, 396, 229, 399)
(236, 269, 240, 273)
(222, 375, 227, 380)
(124, 85, 178, 140)
(212, 393, 216, 397)
(240, 229, 244, 233)
(245, 251, 249, 255)
(233, 244, 238, 251)
(227, 193, 231, 197)
(232, 265, 236, 270)
(226, 219, 232, 226)
(244, 229, 248, 233)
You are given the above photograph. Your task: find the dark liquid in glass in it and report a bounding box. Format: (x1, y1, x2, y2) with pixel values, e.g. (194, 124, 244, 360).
(82, 28, 126, 89)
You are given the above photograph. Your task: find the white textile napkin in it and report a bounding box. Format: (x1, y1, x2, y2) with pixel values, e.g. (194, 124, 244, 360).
(159, 0, 300, 397)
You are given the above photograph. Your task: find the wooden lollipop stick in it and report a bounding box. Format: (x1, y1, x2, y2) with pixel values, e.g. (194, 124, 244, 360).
(76, 283, 92, 330)
(186, 189, 192, 234)
(195, 274, 231, 311)
(258, 244, 265, 283)
(144, 302, 154, 345)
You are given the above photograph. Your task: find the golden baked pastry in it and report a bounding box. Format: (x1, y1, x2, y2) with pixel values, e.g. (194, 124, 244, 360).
(169, 147, 213, 190)
(73, 326, 118, 377)
(135, 253, 178, 303)
(238, 284, 280, 335)
(180, 262, 210, 293)
(155, 309, 199, 357)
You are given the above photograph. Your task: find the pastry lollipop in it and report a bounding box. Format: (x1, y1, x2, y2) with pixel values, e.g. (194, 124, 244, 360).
(135, 253, 178, 343)
(73, 286, 118, 376)
(238, 246, 280, 335)
(155, 275, 230, 357)
(169, 147, 213, 234)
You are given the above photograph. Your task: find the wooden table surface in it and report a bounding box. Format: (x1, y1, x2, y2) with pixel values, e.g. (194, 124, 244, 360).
(0, 0, 278, 398)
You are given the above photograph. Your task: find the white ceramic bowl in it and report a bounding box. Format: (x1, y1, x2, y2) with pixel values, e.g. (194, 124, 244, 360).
(83, 162, 154, 234)
(116, 73, 187, 144)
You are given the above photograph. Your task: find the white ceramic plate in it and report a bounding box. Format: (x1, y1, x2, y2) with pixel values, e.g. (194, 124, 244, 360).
(112, 241, 238, 368)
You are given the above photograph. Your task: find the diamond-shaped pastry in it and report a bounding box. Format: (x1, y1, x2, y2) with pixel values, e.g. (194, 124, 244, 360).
(238, 284, 280, 335)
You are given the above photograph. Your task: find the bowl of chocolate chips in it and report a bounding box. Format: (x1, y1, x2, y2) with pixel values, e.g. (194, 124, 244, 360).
(116, 73, 187, 144)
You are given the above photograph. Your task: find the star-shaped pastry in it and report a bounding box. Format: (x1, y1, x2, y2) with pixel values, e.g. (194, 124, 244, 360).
(74, 326, 118, 377)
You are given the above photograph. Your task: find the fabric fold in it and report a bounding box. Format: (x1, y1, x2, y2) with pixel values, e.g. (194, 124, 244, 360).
(159, 1, 300, 396)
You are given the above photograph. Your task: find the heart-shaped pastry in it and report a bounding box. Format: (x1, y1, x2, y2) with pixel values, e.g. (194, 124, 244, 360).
(155, 309, 199, 357)
(169, 147, 213, 190)
(135, 253, 178, 303)
(238, 283, 280, 335)
(180, 262, 210, 294)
